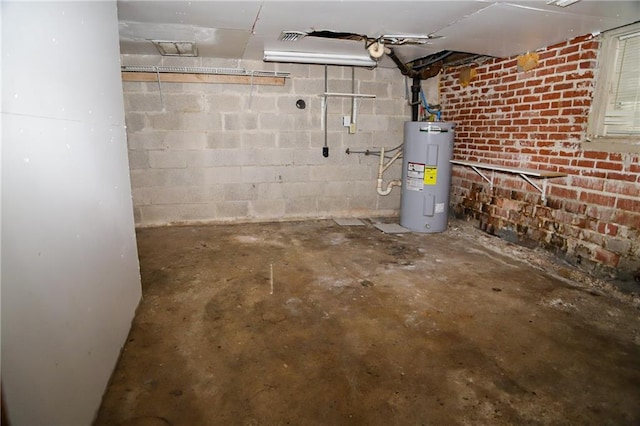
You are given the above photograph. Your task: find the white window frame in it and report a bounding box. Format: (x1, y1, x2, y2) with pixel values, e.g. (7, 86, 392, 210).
(587, 21, 640, 153)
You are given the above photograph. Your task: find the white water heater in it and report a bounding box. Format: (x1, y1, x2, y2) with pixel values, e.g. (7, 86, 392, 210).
(400, 121, 455, 233)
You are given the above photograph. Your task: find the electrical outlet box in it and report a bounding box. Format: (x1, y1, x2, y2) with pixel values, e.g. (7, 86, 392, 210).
(343, 116, 351, 126)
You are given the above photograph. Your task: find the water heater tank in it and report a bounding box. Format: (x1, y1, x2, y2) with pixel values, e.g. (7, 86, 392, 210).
(400, 121, 455, 233)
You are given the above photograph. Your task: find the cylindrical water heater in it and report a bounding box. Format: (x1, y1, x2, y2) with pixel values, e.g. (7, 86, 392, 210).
(400, 121, 455, 233)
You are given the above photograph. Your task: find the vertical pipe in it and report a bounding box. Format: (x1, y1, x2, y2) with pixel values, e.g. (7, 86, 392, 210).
(351, 67, 356, 128)
(323, 65, 329, 157)
(411, 76, 421, 121)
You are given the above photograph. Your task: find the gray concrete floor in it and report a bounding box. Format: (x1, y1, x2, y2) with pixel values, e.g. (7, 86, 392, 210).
(96, 218, 640, 426)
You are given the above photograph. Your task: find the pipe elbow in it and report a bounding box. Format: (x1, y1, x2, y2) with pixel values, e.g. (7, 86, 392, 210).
(377, 179, 401, 196)
(376, 178, 389, 196)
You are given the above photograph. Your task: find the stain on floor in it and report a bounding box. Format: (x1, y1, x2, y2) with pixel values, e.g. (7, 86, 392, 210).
(95, 219, 640, 425)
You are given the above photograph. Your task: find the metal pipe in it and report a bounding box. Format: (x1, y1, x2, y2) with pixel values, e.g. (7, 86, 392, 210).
(346, 141, 403, 156)
(386, 48, 413, 77)
(411, 77, 421, 121)
(323, 65, 329, 157)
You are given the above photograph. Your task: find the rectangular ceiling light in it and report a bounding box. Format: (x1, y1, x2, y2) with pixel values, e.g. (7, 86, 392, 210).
(151, 40, 198, 57)
(263, 49, 377, 68)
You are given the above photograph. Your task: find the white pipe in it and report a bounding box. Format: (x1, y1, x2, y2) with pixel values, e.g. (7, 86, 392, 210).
(377, 146, 402, 196)
(351, 68, 357, 128)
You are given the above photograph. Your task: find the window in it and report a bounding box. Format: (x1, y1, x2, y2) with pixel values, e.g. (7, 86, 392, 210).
(587, 22, 640, 152)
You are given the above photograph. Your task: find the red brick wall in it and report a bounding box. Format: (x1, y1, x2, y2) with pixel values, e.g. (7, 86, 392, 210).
(441, 34, 640, 280)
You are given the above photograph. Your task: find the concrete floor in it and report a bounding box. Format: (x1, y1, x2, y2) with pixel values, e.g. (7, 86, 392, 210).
(96, 218, 640, 426)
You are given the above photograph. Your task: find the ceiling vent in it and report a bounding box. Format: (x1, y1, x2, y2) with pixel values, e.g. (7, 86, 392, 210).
(379, 34, 442, 45)
(151, 40, 198, 56)
(546, 0, 580, 7)
(279, 31, 306, 42)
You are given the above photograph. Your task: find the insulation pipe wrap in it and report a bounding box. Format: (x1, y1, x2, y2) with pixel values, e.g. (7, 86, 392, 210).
(376, 146, 402, 195)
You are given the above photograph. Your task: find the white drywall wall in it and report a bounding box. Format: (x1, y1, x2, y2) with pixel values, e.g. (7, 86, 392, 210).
(1, 1, 142, 424)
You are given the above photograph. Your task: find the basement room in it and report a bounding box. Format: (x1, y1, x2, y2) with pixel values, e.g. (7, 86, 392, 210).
(2, 1, 640, 425)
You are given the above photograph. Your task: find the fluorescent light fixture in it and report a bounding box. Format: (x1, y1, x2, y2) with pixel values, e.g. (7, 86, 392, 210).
(263, 49, 377, 67)
(546, 0, 580, 7)
(151, 40, 198, 56)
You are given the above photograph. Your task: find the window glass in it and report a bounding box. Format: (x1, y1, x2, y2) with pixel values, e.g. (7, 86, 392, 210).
(587, 22, 640, 152)
(605, 31, 640, 135)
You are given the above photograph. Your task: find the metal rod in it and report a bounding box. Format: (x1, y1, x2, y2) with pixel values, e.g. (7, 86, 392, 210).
(346, 142, 403, 155)
(156, 68, 165, 110)
(121, 65, 290, 78)
(322, 92, 375, 98)
(520, 174, 544, 196)
(470, 166, 492, 187)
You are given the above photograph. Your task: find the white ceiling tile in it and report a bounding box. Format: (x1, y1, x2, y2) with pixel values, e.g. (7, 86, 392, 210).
(196, 29, 252, 58)
(251, 1, 489, 40)
(435, 2, 638, 57)
(117, 1, 640, 63)
(117, 1, 262, 29)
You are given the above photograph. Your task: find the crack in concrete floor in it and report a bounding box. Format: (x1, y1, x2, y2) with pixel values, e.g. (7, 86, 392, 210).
(96, 219, 640, 426)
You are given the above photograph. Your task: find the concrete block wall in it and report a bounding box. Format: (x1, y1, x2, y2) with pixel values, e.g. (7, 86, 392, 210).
(122, 56, 409, 226)
(441, 34, 640, 281)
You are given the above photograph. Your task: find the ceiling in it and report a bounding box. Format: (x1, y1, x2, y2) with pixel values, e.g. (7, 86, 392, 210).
(118, 1, 640, 68)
